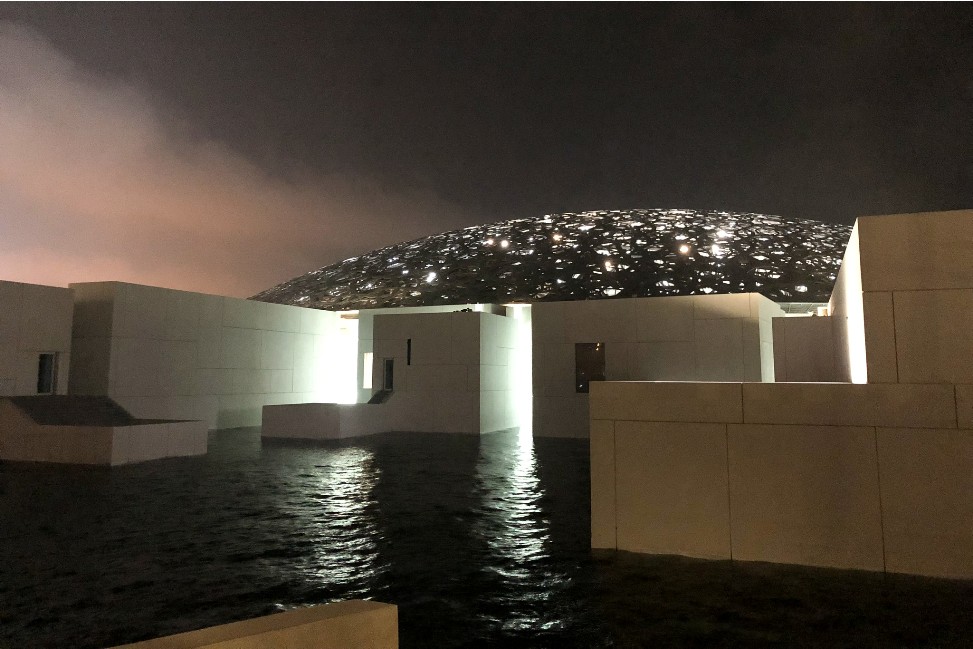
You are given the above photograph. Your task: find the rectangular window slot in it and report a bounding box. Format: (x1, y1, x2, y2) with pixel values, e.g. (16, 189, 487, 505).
(37, 353, 57, 395)
(407, 338, 412, 365)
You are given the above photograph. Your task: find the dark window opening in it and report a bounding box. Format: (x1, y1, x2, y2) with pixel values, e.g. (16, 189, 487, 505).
(407, 338, 412, 365)
(383, 358, 394, 391)
(575, 343, 605, 393)
(37, 353, 57, 394)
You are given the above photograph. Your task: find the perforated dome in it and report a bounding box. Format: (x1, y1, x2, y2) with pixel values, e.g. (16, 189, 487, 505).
(252, 209, 851, 310)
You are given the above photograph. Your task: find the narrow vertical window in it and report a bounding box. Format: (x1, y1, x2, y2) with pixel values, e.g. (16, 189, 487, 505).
(37, 353, 57, 394)
(383, 358, 394, 391)
(407, 338, 412, 365)
(575, 343, 605, 393)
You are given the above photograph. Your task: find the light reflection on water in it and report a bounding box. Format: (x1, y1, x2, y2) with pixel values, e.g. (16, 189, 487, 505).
(305, 447, 385, 596)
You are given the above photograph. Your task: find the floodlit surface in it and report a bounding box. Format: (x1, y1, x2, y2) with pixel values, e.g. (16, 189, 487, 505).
(253, 209, 851, 310)
(2, 429, 972, 648)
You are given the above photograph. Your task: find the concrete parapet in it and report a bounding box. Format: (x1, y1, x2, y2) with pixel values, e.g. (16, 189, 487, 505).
(109, 599, 398, 648)
(0, 399, 206, 465)
(591, 380, 973, 579)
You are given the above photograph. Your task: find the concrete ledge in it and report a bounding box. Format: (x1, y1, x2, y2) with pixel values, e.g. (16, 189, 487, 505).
(590, 381, 743, 423)
(109, 599, 397, 648)
(0, 400, 207, 465)
(742, 383, 957, 428)
(261, 403, 388, 439)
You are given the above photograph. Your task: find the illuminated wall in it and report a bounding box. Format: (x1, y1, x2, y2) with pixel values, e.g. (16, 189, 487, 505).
(0, 280, 73, 396)
(69, 282, 346, 429)
(532, 293, 783, 438)
(366, 309, 522, 434)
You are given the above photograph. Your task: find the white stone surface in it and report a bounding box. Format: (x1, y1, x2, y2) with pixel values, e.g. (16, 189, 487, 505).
(70, 282, 343, 429)
(772, 316, 838, 382)
(0, 281, 73, 396)
(727, 423, 884, 571)
(108, 599, 398, 649)
(532, 293, 775, 437)
(0, 399, 206, 465)
(857, 209, 973, 293)
(614, 420, 732, 559)
(892, 288, 973, 384)
(877, 427, 973, 579)
(742, 382, 956, 428)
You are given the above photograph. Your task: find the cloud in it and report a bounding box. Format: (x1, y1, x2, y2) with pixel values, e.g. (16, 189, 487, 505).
(0, 23, 474, 297)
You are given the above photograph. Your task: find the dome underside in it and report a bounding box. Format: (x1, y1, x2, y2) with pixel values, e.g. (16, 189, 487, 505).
(252, 209, 851, 310)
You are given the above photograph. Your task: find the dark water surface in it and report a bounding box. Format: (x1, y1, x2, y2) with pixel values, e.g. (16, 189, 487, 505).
(1, 429, 971, 648)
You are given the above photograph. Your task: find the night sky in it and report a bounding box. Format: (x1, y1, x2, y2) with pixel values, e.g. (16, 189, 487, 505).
(1, 4, 970, 296)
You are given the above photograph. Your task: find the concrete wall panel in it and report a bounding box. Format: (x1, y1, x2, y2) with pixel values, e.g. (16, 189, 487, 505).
(615, 420, 731, 559)
(728, 423, 884, 571)
(590, 381, 743, 423)
(893, 289, 973, 384)
(742, 382, 956, 428)
(857, 210, 973, 293)
(877, 427, 973, 579)
(590, 419, 616, 549)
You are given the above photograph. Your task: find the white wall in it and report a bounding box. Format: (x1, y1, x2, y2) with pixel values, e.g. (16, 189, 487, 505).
(369, 309, 521, 434)
(772, 316, 840, 382)
(590, 380, 973, 579)
(69, 282, 346, 429)
(532, 293, 782, 438)
(0, 281, 73, 396)
(355, 303, 505, 404)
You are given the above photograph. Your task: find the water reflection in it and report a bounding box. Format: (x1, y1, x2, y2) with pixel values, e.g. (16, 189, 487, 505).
(472, 431, 569, 635)
(304, 446, 385, 596)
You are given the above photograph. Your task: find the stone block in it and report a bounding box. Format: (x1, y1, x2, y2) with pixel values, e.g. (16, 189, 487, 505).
(265, 302, 302, 333)
(220, 327, 262, 369)
(877, 427, 973, 579)
(694, 319, 745, 382)
(0, 280, 23, 340)
(634, 341, 696, 380)
(772, 316, 837, 382)
(164, 290, 202, 341)
(590, 419, 616, 549)
(66, 336, 112, 395)
(411, 335, 452, 366)
(957, 385, 973, 429)
(692, 293, 751, 320)
(857, 210, 973, 293)
(69, 282, 117, 339)
(605, 342, 637, 381)
(742, 383, 957, 428)
(635, 295, 694, 342)
(862, 291, 897, 383)
(727, 423, 884, 571)
(531, 342, 575, 396)
(892, 288, 973, 384)
(108, 599, 398, 649)
(590, 381, 743, 423)
(260, 330, 296, 370)
(614, 420, 731, 559)
(532, 394, 589, 438)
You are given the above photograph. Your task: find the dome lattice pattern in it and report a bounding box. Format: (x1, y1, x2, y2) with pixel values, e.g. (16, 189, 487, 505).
(252, 209, 851, 310)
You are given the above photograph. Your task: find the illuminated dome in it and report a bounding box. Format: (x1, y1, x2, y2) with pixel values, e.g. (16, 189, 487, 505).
(252, 209, 851, 310)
